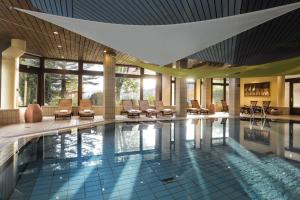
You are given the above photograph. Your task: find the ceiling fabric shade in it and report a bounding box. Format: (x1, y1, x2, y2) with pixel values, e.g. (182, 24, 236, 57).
(16, 2, 300, 66)
(125, 55, 300, 79)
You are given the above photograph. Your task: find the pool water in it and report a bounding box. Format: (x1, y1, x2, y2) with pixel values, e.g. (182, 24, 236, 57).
(2, 118, 300, 200)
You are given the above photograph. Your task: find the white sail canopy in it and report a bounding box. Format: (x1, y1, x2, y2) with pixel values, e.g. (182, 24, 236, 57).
(17, 2, 300, 65)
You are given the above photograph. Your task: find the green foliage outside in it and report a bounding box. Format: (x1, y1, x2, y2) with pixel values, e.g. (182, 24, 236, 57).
(18, 73, 38, 106)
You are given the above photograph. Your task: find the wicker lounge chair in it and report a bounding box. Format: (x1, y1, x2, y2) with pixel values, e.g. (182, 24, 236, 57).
(139, 100, 158, 117)
(54, 99, 72, 120)
(155, 101, 175, 116)
(121, 100, 142, 118)
(78, 99, 95, 118)
(187, 100, 209, 114)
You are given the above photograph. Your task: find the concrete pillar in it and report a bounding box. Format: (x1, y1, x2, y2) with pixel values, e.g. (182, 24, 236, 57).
(1, 39, 26, 109)
(0, 40, 10, 107)
(201, 78, 212, 108)
(277, 76, 285, 108)
(162, 74, 171, 106)
(196, 79, 201, 104)
(228, 78, 240, 116)
(103, 51, 116, 120)
(175, 59, 187, 117)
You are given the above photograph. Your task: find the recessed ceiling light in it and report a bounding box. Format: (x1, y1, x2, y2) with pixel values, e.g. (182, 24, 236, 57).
(53, 31, 59, 35)
(58, 45, 62, 48)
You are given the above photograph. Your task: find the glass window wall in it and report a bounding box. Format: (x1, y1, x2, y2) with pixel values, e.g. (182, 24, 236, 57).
(82, 75, 103, 106)
(44, 73, 78, 106)
(143, 78, 156, 105)
(45, 60, 78, 70)
(83, 63, 103, 71)
(18, 57, 160, 107)
(115, 77, 140, 105)
(18, 72, 38, 106)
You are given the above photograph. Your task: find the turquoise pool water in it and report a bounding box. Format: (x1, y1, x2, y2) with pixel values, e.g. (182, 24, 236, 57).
(1, 118, 300, 200)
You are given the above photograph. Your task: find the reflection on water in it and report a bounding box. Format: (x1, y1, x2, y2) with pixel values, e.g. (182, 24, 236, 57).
(1, 118, 300, 199)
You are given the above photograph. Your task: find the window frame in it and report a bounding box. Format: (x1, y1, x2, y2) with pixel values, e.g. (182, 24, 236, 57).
(211, 78, 229, 103)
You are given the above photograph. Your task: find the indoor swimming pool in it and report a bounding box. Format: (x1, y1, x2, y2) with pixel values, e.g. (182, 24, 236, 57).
(1, 118, 300, 200)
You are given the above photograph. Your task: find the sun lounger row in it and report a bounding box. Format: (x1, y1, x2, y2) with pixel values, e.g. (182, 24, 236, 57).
(54, 99, 95, 120)
(53, 99, 212, 120)
(187, 100, 209, 114)
(121, 100, 175, 118)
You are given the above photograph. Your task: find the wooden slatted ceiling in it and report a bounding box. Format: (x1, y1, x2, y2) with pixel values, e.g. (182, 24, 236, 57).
(234, 0, 300, 65)
(0, 0, 139, 64)
(29, 0, 300, 65)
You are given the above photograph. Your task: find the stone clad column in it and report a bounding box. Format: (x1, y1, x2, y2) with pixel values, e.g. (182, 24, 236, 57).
(1, 39, 26, 109)
(103, 51, 116, 120)
(175, 59, 188, 117)
(201, 78, 212, 108)
(228, 78, 240, 116)
(277, 76, 285, 110)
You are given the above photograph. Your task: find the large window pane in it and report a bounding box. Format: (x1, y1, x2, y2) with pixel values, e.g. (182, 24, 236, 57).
(143, 78, 156, 105)
(83, 63, 103, 71)
(284, 82, 290, 107)
(115, 77, 140, 105)
(212, 85, 223, 104)
(20, 55, 40, 68)
(213, 78, 224, 83)
(293, 83, 300, 107)
(115, 66, 140, 75)
(226, 85, 229, 102)
(18, 72, 38, 106)
(82, 75, 103, 106)
(187, 83, 195, 103)
(45, 60, 78, 71)
(44, 73, 78, 106)
(144, 69, 156, 75)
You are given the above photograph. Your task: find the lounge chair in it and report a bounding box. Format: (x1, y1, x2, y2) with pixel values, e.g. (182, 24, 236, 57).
(139, 100, 158, 117)
(155, 101, 175, 116)
(54, 99, 72, 120)
(121, 100, 142, 118)
(221, 100, 229, 112)
(250, 101, 258, 117)
(78, 99, 95, 118)
(261, 101, 271, 118)
(187, 100, 209, 114)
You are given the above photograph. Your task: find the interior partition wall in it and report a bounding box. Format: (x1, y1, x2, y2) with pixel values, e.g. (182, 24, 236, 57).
(18, 54, 161, 107)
